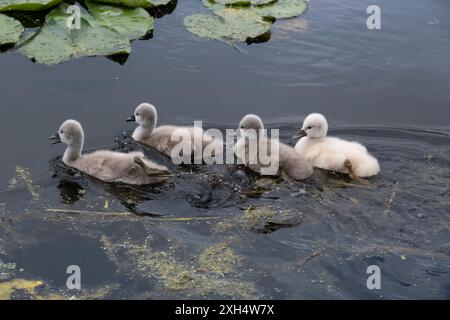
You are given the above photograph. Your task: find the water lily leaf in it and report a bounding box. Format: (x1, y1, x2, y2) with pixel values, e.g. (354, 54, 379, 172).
(209, 0, 276, 6)
(0, 13, 24, 46)
(252, 0, 276, 4)
(251, 0, 307, 19)
(92, 0, 172, 9)
(0, 0, 62, 12)
(146, 0, 172, 5)
(204, 0, 308, 19)
(86, 0, 154, 40)
(184, 8, 272, 43)
(19, 4, 131, 65)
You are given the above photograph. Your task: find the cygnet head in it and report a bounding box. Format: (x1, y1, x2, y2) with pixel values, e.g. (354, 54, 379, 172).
(50, 119, 84, 146)
(127, 103, 157, 129)
(295, 113, 328, 139)
(238, 114, 264, 137)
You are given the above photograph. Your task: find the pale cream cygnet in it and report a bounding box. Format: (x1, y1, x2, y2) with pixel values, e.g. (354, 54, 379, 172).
(294, 113, 380, 179)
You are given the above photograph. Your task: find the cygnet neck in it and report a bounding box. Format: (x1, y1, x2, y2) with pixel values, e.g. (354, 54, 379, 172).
(63, 139, 83, 163)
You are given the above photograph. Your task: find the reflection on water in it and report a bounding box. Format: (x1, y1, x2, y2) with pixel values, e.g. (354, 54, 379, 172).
(1, 126, 449, 299)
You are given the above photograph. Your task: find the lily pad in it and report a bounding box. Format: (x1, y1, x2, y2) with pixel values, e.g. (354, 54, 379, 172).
(184, 8, 272, 43)
(92, 0, 172, 9)
(85, 0, 154, 40)
(19, 4, 131, 65)
(203, 0, 308, 19)
(0, 13, 24, 47)
(0, 0, 62, 12)
(209, 0, 276, 6)
(251, 0, 307, 19)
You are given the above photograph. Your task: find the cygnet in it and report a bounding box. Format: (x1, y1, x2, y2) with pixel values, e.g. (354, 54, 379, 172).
(127, 103, 223, 161)
(50, 119, 171, 185)
(294, 113, 380, 179)
(234, 114, 313, 180)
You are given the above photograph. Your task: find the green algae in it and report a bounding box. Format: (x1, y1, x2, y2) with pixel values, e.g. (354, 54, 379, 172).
(0, 279, 44, 300)
(0, 255, 15, 281)
(198, 241, 241, 275)
(137, 249, 255, 298)
(14, 165, 40, 200)
(0, 238, 15, 282)
(242, 205, 303, 233)
(211, 205, 304, 235)
(105, 238, 257, 298)
(0, 278, 118, 300)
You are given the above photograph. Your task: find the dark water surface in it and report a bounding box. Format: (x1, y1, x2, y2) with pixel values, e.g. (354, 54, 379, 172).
(0, 0, 449, 299)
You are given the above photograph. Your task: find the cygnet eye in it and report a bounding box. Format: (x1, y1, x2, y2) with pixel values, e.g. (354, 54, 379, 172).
(60, 130, 64, 134)
(136, 113, 139, 116)
(307, 126, 312, 130)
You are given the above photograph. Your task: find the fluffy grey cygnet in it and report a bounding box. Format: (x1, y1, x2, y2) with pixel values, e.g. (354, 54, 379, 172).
(128, 102, 223, 159)
(51, 119, 171, 185)
(234, 114, 313, 180)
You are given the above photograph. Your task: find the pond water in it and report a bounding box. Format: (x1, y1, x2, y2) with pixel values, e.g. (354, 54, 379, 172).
(0, 0, 449, 299)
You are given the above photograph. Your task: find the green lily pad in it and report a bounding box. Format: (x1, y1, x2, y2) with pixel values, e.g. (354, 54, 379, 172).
(86, 0, 153, 40)
(251, 0, 307, 19)
(146, 0, 172, 5)
(0, 13, 24, 46)
(209, 0, 275, 6)
(0, 0, 62, 12)
(92, 0, 172, 9)
(253, 0, 276, 4)
(20, 4, 131, 65)
(184, 8, 272, 43)
(203, 0, 308, 19)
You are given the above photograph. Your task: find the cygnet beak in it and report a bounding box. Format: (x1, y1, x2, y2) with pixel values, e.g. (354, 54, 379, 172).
(292, 129, 307, 140)
(154, 171, 172, 177)
(49, 132, 61, 145)
(126, 114, 136, 122)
